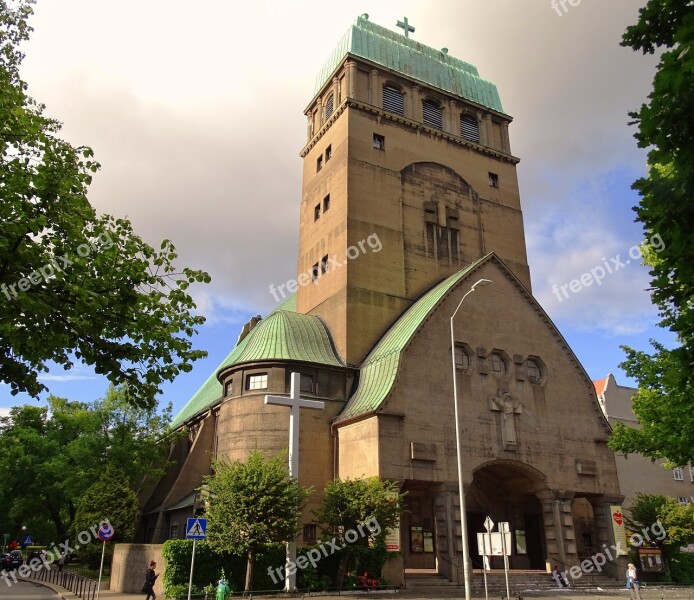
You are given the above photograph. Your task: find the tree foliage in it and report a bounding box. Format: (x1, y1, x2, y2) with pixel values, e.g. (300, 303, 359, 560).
(202, 450, 311, 592)
(72, 464, 139, 567)
(0, 386, 172, 542)
(609, 0, 694, 464)
(0, 0, 210, 409)
(313, 477, 404, 585)
(627, 493, 694, 573)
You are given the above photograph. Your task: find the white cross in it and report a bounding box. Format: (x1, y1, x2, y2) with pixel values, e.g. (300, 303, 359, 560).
(265, 372, 325, 591)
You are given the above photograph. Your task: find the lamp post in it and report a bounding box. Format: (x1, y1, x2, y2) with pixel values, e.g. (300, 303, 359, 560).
(450, 278, 492, 600)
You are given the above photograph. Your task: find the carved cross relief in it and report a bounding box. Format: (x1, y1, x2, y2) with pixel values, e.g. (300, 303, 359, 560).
(489, 390, 522, 449)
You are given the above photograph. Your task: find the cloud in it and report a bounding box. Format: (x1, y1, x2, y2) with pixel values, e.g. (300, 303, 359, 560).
(18, 0, 657, 330)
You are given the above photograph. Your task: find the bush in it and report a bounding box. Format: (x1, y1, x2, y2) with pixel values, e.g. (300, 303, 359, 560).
(669, 551, 694, 584)
(161, 538, 394, 596)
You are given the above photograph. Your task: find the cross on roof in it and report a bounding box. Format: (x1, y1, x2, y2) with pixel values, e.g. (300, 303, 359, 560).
(396, 17, 415, 38)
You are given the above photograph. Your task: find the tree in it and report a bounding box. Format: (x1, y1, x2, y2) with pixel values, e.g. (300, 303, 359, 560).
(609, 0, 694, 464)
(0, 386, 172, 542)
(202, 451, 310, 592)
(313, 477, 404, 586)
(72, 465, 139, 568)
(0, 0, 210, 409)
(627, 494, 694, 572)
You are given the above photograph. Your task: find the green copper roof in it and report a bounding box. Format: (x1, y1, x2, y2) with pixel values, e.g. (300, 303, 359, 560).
(315, 15, 504, 113)
(170, 294, 344, 429)
(337, 256, 488, 422)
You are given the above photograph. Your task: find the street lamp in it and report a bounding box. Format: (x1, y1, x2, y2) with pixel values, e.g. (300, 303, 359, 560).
(450, 278, 492, 600)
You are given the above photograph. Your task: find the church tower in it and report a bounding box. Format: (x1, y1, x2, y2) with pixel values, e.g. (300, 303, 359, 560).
(297, 15, 531, 364)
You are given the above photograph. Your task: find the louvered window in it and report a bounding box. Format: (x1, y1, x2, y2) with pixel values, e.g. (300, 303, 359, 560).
(422, 100, 442, 130)
(325, 95, 334, 119)
(461, 114, 480, 142)
(383, 85, 404, 115)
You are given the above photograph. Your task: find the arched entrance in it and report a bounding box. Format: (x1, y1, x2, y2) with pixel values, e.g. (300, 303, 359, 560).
(467, 461, 547, 570)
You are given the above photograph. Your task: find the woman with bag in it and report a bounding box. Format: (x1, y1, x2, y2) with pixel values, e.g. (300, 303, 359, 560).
(143, 560, 159, 600)
(626, 563, 642, 600)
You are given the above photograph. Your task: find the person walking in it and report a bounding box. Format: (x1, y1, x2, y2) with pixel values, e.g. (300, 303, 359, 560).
(142, 560, 159, 600)
(57, 552, 65, 573)
(626, 563, 642, 600)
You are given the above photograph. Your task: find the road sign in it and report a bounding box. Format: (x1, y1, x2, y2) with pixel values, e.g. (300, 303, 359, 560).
(484, 516, 494, 532)
(98, 524, 114, 542)
(21, 535, 33, 546)
(186, 518, 207, 540)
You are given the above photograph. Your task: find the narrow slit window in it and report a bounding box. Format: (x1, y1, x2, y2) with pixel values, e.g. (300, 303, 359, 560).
(383, 85, 405, 116)
(316, 155, 323, 172)
(325, 94, 334, 119)
(489, 172, 499, 188)
(325, 145, 332, 161)
(323, 194, 330, 212)
(461, 114, 480, 142)
(321, 255, 329, 275)
(314, 204, 321, 221)
(422, 100, 443, 130)
(373, 133, 385, 150)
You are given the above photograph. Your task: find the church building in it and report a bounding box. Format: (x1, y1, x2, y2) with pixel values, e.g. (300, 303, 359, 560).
(139, 15, 624, 583)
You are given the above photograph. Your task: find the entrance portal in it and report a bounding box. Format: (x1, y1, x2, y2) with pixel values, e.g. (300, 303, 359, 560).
(467, 461, 547, 570)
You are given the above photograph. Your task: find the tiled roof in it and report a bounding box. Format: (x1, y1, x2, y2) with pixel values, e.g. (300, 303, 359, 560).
(170, 294, 344, 429)
(593, 377, 609, 396)
(314, 15, 504, 113)
(336, 256, 487, 422)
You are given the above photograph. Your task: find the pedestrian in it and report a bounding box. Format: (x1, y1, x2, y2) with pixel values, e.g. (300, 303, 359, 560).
(57, 552, 65, 573)
(142, 560, 159, 600)
(626, 562, 642, 600)
(552, 566, 568, 588)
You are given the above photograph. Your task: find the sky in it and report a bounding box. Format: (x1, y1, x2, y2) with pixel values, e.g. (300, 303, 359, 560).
(0, 0, 675, 418)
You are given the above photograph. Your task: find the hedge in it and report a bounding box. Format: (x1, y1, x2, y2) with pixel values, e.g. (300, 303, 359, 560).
(162, 539, 395, 598)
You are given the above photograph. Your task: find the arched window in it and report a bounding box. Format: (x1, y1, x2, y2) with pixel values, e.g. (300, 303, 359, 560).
(460, 113, 480, 143)
(325, 94, 334, 119)
(383, 85, 405, 116)
(489, 352, 508, 375)
(422, 99, 443, 130)
(454, 344, 473, 371)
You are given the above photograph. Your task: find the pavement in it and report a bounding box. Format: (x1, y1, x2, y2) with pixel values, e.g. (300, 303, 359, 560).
(16, 577, 694, 600)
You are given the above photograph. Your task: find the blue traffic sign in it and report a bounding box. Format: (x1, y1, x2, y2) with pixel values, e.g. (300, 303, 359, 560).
(185, 518, 207, 540)
(21, 536, 33, 546)
(98, 524, 114, 542)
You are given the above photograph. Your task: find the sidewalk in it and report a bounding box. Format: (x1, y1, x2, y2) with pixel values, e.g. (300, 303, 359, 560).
(22, 577, 142, 600)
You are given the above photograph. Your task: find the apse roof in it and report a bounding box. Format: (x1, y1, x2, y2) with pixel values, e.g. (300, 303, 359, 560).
(170, 294, 344, 429)
(314, 15, 504, 113)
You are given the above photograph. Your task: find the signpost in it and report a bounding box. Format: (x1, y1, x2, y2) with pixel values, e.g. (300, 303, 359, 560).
(186, 518, 207, 600)
(96, 524, 114, 600)
(476, 518, 511, 600)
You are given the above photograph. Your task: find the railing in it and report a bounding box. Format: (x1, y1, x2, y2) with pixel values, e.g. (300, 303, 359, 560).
(27, 565, 100, 600)
(436, 554, 463, 586)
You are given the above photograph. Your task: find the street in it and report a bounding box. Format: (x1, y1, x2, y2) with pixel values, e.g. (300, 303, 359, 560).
(0, 579, 58, 598)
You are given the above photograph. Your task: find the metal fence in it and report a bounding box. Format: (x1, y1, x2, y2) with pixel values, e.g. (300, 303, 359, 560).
(27, 566, 100, 600)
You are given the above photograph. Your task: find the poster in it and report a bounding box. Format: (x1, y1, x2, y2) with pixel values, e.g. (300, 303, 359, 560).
(610, 505, 629, 555)
(384, 491, 400, 551)
(411, 526, 424, 552)
(423, 530, 434, 553)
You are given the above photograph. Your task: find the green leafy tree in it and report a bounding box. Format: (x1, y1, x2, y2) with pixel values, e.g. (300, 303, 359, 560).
(202, 451, 310, 592)
(72, 465, 139, 568)
(627, 494, 694, 574)
(0, 0, 210, 409)
(609, 0, 694, 465)
(313, 477, 404, 586)
(0, 386, 172, 541)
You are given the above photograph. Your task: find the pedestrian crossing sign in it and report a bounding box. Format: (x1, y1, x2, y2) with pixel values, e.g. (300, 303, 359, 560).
(186, 518, 207, 540)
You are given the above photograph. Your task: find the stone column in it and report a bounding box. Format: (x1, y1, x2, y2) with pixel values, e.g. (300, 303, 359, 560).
(434, 487, 461, 582)
(345, 59, 357, 100)
(484, 114, 493, 149)
(445, 100, 458, 135)
(332, 76, 340, 107)
(369, 69, 380, 107)
(589, 496, 628, 580)
(316, 97, 323, 126)
(501, 122, 511, 153)
(538, 490, 577, 571)
(411, 84, 422, 122)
